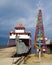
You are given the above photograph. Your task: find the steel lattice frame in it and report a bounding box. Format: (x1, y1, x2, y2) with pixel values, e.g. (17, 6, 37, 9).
(34, 9, 46, 51)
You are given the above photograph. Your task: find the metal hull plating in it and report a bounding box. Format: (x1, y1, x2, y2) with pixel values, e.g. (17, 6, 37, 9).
(16, 39, 31, 55)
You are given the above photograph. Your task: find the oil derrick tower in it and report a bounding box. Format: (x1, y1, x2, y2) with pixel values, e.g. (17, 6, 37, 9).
(34, 9, 46, 52)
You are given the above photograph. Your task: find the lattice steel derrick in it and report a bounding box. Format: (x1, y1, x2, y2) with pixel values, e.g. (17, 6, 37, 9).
(34, 9, 46, 50)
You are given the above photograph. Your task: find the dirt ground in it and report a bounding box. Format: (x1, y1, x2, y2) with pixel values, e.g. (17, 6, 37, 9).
(0, 46, 16, 58)
(0, 47, 52, 65)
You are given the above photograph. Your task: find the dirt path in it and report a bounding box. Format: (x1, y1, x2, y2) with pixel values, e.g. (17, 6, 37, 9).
(0, 46, 16, 58)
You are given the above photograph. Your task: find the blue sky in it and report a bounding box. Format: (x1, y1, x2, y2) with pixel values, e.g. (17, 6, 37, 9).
(0, 0, 52, 46)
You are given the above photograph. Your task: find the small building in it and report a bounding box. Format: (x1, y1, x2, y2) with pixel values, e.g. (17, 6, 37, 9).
(45, 38, 52, 54)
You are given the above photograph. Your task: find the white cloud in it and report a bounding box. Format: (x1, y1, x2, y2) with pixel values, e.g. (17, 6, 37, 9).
(0, 0, 11, 7)
(0, 0, 52, 37)
(16, 17, 37, 28)
(0, 0, 38, 30)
